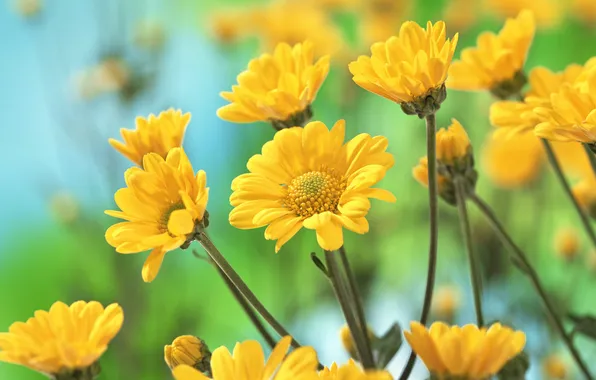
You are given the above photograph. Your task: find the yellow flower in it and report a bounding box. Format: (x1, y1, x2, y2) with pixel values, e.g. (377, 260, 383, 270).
(105, 147, 209, 282)
(338, 325, 375, 359)
(171, 336, 318, 380)
(554, 227, 581, 261)
(13, 0, 42, 17)
(318, 360, 392, 380)
(412, 157, 449, 191)
(357, 0, 411, 47)
(229, 120, 395, 252)
(542, 354, 568, 379)
(448, 10, 535, 93)
(0, 301, 123, 376)
(405, 321, 526, 379)
(431, 285, 462, 320)
(208, 8, 256, 43)
(134, 20, 166, 50)
(109, 109, 190, 166)
(443, 0, 478, 32)
(217, 41, 330, 127)
(349, 20, 458, 105)
(483, 0, 562, 28)
(572, 0, 596, 24)
(436, 119, 471, 164)
(49, 191, 80, 224)
(165, 335, 211, 371)
(573, 177, 596, 217)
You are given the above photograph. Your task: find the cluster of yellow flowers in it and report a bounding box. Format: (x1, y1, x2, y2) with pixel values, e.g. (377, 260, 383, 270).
(7, 6, 596, 380)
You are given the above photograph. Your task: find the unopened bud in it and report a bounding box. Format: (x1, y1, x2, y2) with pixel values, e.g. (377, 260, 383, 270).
(542, 354, 568, 379)
(164, 335, 212, 374)
(339, 325, 375, 360)
(431, 285, 461, 321)
(400, 84, 447, 118)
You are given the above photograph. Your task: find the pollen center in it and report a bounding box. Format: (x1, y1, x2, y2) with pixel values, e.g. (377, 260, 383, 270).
(284, 168, 346, 218)
(159, 202, 185, 233)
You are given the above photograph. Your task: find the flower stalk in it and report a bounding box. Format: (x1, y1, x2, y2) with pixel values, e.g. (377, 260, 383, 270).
(469, 193, 593, 380)
(583, 143, 596, 178)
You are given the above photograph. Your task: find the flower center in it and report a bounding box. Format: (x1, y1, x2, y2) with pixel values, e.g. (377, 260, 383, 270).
(159, 202, 185, 233)
(284, 168, 346, 218)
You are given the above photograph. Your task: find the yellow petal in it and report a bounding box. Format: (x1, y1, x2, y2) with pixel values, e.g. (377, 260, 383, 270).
(141, 248, 167, 283)
(167, 209, 195, 236)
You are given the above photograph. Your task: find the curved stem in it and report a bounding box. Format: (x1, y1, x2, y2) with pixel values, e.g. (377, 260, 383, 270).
(454, 178, 484, 326)
(469, 193, 594, 380)
(583, 143, 596, 178)
(196, 232, 302, 349)
(542, 139, 596, 249)
(399, 113, 439, 380)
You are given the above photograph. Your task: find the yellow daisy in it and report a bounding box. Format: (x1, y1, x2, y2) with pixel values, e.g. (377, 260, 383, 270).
(105, 147, 209, 282)
(217, 41, 330, 128)
(448, 10, 535, 94)
(436, 119, 471, 164)
(165, 335, 211, 371)
(318, 360, 392, 379)
(229, 120, 395, 252)
(171, 336, 318, 380)
(349, 20, 458, 107)
(0, 301, 123, 376)
(108, 109, 190, 166)
(405, 321, 526, 379)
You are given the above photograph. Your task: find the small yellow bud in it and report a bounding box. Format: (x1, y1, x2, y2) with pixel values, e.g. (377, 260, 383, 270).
(339, 324, 375, 359)
(13, 0, 42, 18)
(554, 228, 580, 261)
(431, 285, 461, 320)
(164, 335, 212, 373)
(412, 157, 456, 205)
(436, 119, 471, 165)
(572, 178, 596, 219)
(542, 354, 568, 379)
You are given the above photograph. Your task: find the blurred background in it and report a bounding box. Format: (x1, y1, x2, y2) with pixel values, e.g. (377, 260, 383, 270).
(1, 0, 596, 378)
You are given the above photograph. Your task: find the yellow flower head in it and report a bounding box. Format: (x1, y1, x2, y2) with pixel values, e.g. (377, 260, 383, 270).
(208, 8, 256, 43)
(318, 360, 392, 380)
(448, 10, 535, 92)
(171, 336, 318, 380)
(573, 0, 596, 24)
(165, 335, 211, 371)
(109, 109, 190, 166)
(436, 119, 471, 164)
(229, 120, 395, 252)
(573, 177, 596, 218)
(13, 0, 42, 18)
(483, 0, 562, 28)
(554, 227, 581, 261)
(105, 147, 209, 282)
(349, 20, 458, 104)
(431, 285, 462, 319)
(0, 301, 123, 376)
(412, 157, 450, 193)
(542, 354, 568, 379)
(357, 0, 411, 47)
(405, 321, 526, 379)
(217, 41, 330, 126)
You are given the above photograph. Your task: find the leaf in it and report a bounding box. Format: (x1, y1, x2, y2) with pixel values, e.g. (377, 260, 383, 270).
(373, 323, 402, 368)
(310, 252, 329, 277)
(497, 351, 529, 380)
(568, 313, 596, 340)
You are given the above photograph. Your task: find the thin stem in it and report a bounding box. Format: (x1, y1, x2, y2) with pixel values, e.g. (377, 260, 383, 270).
(454, 178, 484, 326)
(470, 193, 594, 380)
(325, 250, 375, 369)
(583, 143, 596, 178)
(399, 113, 440, 380)
(196, 232, 302, 349)
(338, 246, 375, 367)
(542, 139, 596, 249)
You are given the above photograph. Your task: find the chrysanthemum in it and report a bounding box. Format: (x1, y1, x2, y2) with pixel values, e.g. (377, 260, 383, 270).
(318, 360, 392, 380)
(405, 321, 526, 379)
(108, 109, 190, 166)
(0, 301, 123, 376)
(448, 10, 534, 94)
(229, 120, 395, 252)
(105, 147, 209, 282)
(436, 119, 471, 164)
(349, 20, 458, 105)
(165, 335, 211, 371)
(171, 336, 318, 380)
(217, 41, 330, 128)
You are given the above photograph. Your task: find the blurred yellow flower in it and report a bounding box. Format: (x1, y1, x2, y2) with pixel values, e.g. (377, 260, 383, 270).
(229, 120, 395, 252)
(134, 20, 166, 50)
(542, 354, 569, 379)
(357, 0, 411, 47)
(431, 285, 462, 320)
(405, 321, 526, 379)
(573, 177, 596, 218)
(105, 148, 209, 282)
(483, 0, 562, 28)
(554, 227, 580, 261)
(165, 336, 211, 371)
(413, 157, 449, 191)
(443, 0, 478, 32)
(318, 360, 392, 379)
(572, 0, 596, 24)
(448, 10, 535, 93)
(109, 109, 190, 166)
(49, 191, 80, 224)
(0, 301, 123, 376)
(436, 119, 471, 164)
(339, 325, 375, 359)
(349, 20, 458, 106)
(587, 250, 596, 273)
(13, 0, 42, 18)
(217, 41, 329, 127)
(208, 8, 256, 43)
(171, 337, 318, 380)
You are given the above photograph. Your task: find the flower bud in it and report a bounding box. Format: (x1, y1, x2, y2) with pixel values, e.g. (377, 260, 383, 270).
(412, 157, 456, 205)
(572, 178, 596, 219)
(554, 227, 580, 261)
(542, 354, 568, 379)
(431, 285, 461, 321)
(339, 324, 375, 360)
(164, 335, 212, 374)
(436, 119, 471, 165)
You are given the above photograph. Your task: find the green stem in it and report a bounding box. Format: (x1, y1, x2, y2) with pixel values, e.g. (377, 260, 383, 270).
(454, 178, 484, 326)
(196, 232, 302, 349)
(583, 143, 596, 178)
(542, 139, 596, 249)
(338, 246, 375, 367)
(469, 193, 593, 380)
(399, 113, 439, 380)
(325, 250, 375, 369)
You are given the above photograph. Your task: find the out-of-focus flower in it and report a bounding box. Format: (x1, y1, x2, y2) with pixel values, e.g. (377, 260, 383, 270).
(572, 0, 596, 24)
(587, 250, 596, 273)
(350, 21, 458, 117)
(436, 119, 471, 165)
(134, 20, 166, 51)
(96, 57, 131, 93)
(171, 337, 318, 380)
(448, 10, 535, 97)
(357, 0, 411, 47)
(431, 285, 462, 320)
(109, 109, 190, 166)
(105, 148, 209, 282)
(542, 354, 569, 379)
(165, 336, 211, 372)
(302, 0, 359, 11)
(554, 227, 581, 261)
(13, 0, 42, 18)
(339, 325, 375, 360)
(229, 120, 395, 252)
(405, 322, 526, 379)
(217, 41, 329, 128)
(573, 177, 596, 218)
(318, 360, 392, 379)
(483, 0, 562, 28)
(208, 8, 256, 43)
(413, 157, 453, 204)
(49, 191, 80, 224)
(0, 301, 123, 377)
(443, 0, 478, 32)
